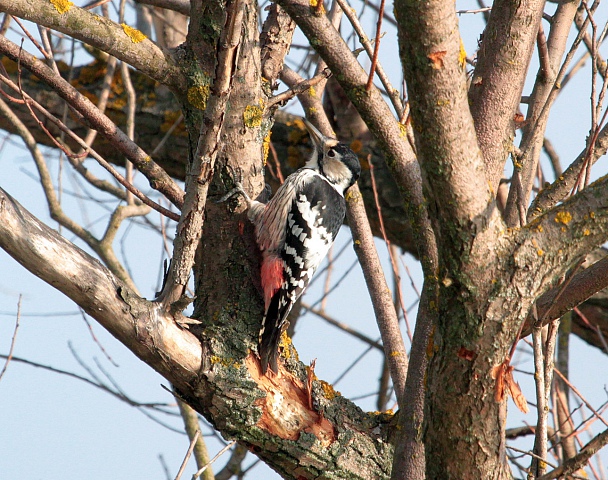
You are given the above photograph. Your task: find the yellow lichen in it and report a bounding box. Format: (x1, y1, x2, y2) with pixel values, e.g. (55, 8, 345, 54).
(243, 100, 264, 128)
(590, 211, 596, 219)
(279, 330, 298, 361)
(555, 211, 572, 225)
(345, 189, 360, 202)
(210, 355, 238, 368)
(390, 351, 401, 357)
(262, 131, 271, 166)
(121, 23, 147, 43)
(436, 99, 450, 106)
(50, 0, 73, 14)
(320, 380, 339, 400)
(537, 249, 544, 256)
(584, 229, 590, 236)
(458, 39, 467, 69)
(398, 122, 408, 138)
(309, 0, 326, 15)
(308, 85, 317, 98)
(308, 107, 318, 115)
(187, 85, 210, 111)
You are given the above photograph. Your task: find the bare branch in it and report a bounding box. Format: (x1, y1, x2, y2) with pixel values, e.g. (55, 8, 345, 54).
(176, 399, 214, 480)
(538, 428, 608, 480)
(268, 68, 331, 108)
(522, 255, 608, 336)
(0, 35, 186, 209)
(0, 187, 202, 388)
(530, 121, 608, 220)
(260, 3, 296, 90)
(157, 0, 244, 308)
(137, 0, 190, 16)
(0, 0, 185, 89)
(346, 184, 408, 399)
(505, 1, 593, 225)
(395, 0, 490, 238)
(193, 442, 236, 480)
(0, 295, 21, 383)
(468, 0, 545, 191)
(174, 429, 201, 480)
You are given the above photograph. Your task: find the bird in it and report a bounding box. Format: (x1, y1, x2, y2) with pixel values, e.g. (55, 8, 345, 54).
(220, 119, 361, 374)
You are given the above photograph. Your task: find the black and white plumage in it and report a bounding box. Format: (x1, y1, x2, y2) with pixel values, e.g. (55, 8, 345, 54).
(224, 120, 361, 374)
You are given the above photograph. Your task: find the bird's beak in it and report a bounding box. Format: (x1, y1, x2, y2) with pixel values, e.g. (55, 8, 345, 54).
(303, 119, 332, 149)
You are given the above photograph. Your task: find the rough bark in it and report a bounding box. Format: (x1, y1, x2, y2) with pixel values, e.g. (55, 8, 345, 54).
(0, 183, 396, 479)
(468, 0, 546, 191)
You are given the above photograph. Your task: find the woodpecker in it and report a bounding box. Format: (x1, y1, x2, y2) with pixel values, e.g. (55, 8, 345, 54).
(221, 120, 361, 374)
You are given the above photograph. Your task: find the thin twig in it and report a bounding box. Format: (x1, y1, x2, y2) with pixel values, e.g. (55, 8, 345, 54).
(368, 155, 412, 341)
(176, 399, 214, 479)
(553, 367, 608, 428)
(120, 60, 137, 205)
(175, 429, 201, 480)
(336, 0, 403, 116)
(366, 0, 385, 91)
(507, 445, 559, 469)
(538, 427, 608, 480)
(0, 295, 21, 382)
(267, 68, 331, 108)
(531, 322, 549, 476)
(79, 308, 119, 367)
(301, 301, 383, 350)
(192, 442, 236, 480)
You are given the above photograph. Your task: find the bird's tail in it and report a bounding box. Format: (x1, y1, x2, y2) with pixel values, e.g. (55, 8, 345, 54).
(259, 291, 292, 374)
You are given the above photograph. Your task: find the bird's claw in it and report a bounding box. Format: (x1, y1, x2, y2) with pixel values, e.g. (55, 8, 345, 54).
(215, 165, 250, 204)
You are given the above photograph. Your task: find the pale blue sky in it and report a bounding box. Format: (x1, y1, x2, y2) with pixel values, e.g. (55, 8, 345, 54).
(1, 1, 608, 479)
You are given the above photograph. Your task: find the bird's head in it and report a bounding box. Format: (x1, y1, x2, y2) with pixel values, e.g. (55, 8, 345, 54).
(304, 120, 361, 193)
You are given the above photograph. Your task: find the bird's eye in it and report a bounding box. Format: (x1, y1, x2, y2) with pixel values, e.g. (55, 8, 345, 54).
(327, 149, 336, 158)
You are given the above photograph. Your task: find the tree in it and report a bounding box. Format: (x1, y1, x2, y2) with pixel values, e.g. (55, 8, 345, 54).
(1, 0, 608, 478)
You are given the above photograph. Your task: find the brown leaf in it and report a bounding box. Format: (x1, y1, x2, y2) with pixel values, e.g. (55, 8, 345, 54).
(428, 51, 447, 69)
(505, 369, 529, 413)
(492, 361, 529, 413)
(491, 362, 508, 403)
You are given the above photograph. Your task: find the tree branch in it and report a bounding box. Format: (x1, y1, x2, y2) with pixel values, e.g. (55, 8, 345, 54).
(469, 0, 546, 191)
(0, 35, 186, 209)
(0, 0, 185, 89)
(157, 0, 244, 307)
(0, 185, 398, 479)
(0, 187, 202, 389)
(537, 427, 608, 480)
(137, 0, 190, 16)
(522, 255, 608, 336)
(394, 0, 490, 247)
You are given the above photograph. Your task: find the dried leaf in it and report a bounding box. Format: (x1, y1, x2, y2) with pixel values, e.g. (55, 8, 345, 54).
(491, 363, 508, 402)
(505, 369, 529, 413)
(428, 51, 447, 69)
(492, 361, 529, 413)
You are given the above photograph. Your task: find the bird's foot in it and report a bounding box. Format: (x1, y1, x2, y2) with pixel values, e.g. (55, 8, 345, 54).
(215, 165, 251, 205)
